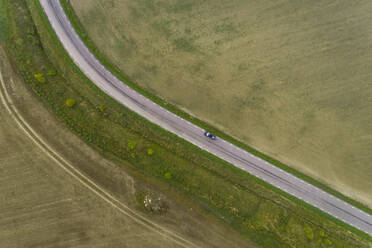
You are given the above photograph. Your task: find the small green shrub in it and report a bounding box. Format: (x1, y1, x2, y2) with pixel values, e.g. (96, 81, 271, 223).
(99, 104, 106, 112)
(47, 70, 56, 76)
(65, 98, 76, 107)
(128, 141, 136, 150)
(164, 172, 172, 180)
(304, 224, 314, 240)
(34, 73, 46, 83)
(15, 38, 23, 47)
(147, 148, 154, 155)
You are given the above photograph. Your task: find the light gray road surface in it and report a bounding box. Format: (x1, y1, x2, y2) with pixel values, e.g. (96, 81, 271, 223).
(40, 0, 372, 236)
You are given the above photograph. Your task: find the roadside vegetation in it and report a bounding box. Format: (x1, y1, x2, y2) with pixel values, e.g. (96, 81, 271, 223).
(0, 48, 256, 248)
(0, 5, 253, 248)
(0, 49, 185, 248)
(67, 0, 372, 209)
(1, 0, 371, 247)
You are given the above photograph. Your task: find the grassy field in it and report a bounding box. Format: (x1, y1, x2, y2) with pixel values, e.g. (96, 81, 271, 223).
(68, 0, 372, 207)
(1, 0, 371, 247)
(0, 51, 179, 248)
(0, 41, 256, 248)
(0, 99, 182, 248)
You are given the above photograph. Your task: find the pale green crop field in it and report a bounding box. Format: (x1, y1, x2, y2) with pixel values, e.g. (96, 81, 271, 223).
(70, 0, 372, 207)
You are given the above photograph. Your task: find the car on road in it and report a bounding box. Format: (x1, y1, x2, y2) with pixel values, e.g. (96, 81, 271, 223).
(204, 131, 216, 140)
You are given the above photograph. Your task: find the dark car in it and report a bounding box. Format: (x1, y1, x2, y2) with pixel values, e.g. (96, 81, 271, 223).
(204, 131, 216, 140)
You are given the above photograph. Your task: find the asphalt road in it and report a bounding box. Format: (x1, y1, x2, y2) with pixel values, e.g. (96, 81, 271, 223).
(40, 0, 372, 236)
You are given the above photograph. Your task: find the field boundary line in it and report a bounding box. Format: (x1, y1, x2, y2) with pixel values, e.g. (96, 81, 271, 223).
(0, 71, 198, 248)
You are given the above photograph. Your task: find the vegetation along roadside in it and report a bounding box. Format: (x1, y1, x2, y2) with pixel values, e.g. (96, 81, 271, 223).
(1, 0, 371, 247)
(59, 0, 372, 217)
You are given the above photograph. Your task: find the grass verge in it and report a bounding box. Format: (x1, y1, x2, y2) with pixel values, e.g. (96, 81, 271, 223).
(40, 1, 372, 240)
(34, 0, 372, 242)
(2, 0, 371, 247)
(58, 0, 372, 218)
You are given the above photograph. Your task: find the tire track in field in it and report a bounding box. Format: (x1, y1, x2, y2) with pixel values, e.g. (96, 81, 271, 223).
(0, 70, 199, 248)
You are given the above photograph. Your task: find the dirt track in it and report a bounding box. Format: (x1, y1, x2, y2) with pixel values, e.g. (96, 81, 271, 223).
(0, 45, 254, 247)
(0, 50, 195, 247)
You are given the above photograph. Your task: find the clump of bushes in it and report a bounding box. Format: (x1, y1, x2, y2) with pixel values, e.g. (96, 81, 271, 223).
(34, 73, 46, 83)
(15, 38, 23, 47)
(65, 98, 76, 107)
(304, 224, 314, 240)
(164, 172, 172, 180)
(98, 104, 106, 112)
(47, 70, 56, 76)
(147, 148, 154, 155)
(128, 141, 136, 150)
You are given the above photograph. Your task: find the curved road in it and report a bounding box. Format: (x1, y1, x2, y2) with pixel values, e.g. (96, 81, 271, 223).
(40, 0, 372, 236)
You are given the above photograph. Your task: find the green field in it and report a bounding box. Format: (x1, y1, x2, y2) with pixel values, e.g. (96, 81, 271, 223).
(1, 0, 371, 247)
(69, 0, 372, 207)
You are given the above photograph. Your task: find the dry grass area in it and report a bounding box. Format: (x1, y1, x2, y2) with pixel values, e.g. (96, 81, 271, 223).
(70, 0, 372, 206)
(0, 46, 254, 248)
